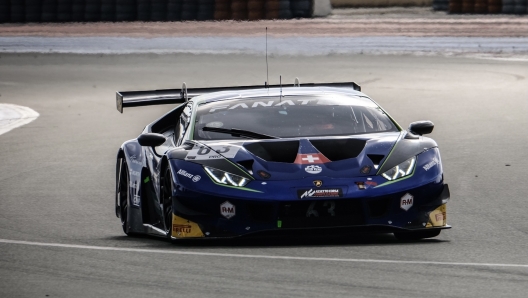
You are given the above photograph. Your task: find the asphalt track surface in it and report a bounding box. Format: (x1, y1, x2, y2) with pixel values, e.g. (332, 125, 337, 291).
(1, 52, 528, 296)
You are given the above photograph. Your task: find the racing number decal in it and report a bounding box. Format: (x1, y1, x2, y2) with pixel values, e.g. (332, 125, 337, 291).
(323, 201, 336, 216)
(186, 145, 239, 160)
(306, 201, 336, 217)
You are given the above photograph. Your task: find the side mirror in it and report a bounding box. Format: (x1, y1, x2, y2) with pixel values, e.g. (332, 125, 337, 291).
(137, 133, 166, 147)
(408, 121, 434, 136)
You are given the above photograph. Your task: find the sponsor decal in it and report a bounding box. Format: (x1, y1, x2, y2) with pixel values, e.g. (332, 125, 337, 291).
(400, 193, 414, 211)
(258, 170, 271, 179)
(423, 157, 439, 171)
(360, 165, 371, 174)
(130, 159, 142, 165)
(355, 182, 366, 190)
(209, 99, 312, 113)
(365, 181, 378, 186)
(173, 224, 192, 234)
(297, 188, 343, 199)
(132, 194, 141, 206)
(304, 165, 322, 174)
(313, 180, 323, 187)
(427, 204, 447, 227)
(177, 169, 200, 182)
(220, 201, 236, 219)
(294, 153, 330, 164)
(185, 144, 241, 161)
(171, 215, 205, 238)
(129, 170, 140, 177)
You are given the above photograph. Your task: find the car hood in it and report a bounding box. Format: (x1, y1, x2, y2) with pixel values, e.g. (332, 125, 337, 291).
(168, 131, 440, 181)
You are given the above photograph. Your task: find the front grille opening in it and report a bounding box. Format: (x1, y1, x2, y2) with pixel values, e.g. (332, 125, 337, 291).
(367, 198, 391, 218)
(244, 140, 299, 163)
(310, 139, 367, 161)
(279, 200, 365, 228)
(246, 202, 274, 222)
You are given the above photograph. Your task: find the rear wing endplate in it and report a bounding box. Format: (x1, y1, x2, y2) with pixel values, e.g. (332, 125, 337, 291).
(116, 81, 361, 113)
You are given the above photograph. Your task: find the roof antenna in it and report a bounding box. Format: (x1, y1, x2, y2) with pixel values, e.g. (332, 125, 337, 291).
(280, 75, 282, 99)
(265, 27, 269, 88)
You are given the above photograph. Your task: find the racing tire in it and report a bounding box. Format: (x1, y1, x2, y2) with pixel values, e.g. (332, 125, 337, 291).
(25, 0, 41, 23)
(0, 0, 9, 23)
(100, 0, 116, 22)
(167, 0, 182, 21)
(84, 0, 101, 22)
(57, 0, 73, 22)
(161, 166, 175, 240)
(71, 0, 85, 22)
(393, 229, 441, 241)
(41, 0, 58, 22)
(117, 159, 135, 236)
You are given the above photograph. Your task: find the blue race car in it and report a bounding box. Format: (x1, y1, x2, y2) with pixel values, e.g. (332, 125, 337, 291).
(115, 80, 450, 241)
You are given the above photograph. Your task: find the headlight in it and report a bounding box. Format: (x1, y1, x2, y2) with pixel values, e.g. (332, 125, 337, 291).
(381, 156, 416, 181)
(204, 166, 250, 187)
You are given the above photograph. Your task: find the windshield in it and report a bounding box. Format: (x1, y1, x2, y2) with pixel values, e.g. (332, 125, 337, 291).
(193, 95, 399, 140)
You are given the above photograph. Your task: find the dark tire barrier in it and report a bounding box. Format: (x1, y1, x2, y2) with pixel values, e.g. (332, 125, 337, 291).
(197, 0, 214, 21)
(290, 0, 311, 17)
(449, 0, 463, 13)
(167, 0, 182, 21)
(42, 0, 58, 22)
(150, 0, 167, 21)
(278, 0, 292, 18)
(180, 0, 197, 20)
(25, 0, 41, 22)
(71, 0, 84, 21)
(214, 0, 230, 20)
(231, 0, 248, 20)
(474, 0, 487, 13)
(488, 0, 502, 13)
(10, 0, 25, 22)
(0, 0, 10, 23)
(2, 0, 327, 22)
(461, 0, 474, 13)
(502, 0, 514, 12)
(514, 0, 526, 13)
(248, 0, 265, 20)
(100, 0, 116, 21)
(84, 0, 100, 21)
(116, 0, 136, 21)
(136, 0, 150, 21)
(432, 0, 449, 10)
(57, 0, 72, 22)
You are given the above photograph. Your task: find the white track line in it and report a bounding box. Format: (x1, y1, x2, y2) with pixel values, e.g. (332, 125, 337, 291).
(0, 238, 527, 269)
(0, 104, 39, 136)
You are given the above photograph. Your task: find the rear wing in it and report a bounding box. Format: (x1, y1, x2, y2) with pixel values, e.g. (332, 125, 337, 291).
(116, 81, 361, 113)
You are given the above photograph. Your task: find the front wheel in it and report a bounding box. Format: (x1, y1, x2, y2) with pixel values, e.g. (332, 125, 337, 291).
(393, 229, 441, 241)
(161, 166, 174, 240)
(117, 158, 133, 235)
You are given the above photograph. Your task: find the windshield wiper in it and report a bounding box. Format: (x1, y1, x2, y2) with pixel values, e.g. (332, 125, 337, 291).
(202, 127, 279, 139)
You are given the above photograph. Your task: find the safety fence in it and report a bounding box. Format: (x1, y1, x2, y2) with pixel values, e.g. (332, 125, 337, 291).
(433, 0, 528, 13)
(0, 0, 321, 23)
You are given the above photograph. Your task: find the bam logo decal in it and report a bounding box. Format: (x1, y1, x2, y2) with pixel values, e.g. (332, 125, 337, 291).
(220, 201, 236, 219)
(400, 193, 414, 211)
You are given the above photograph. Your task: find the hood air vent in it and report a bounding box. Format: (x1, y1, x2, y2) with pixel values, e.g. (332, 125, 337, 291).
(310, 139, 367, 161)
(367, 154, 385, 170)
(244, 141, 299, 163)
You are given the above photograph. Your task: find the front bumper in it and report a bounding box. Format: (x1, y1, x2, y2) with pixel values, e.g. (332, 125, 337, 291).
(171, 183, 451, 239)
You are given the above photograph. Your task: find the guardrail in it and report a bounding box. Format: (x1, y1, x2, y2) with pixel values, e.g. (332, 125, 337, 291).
(0, 0, 331, 23)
